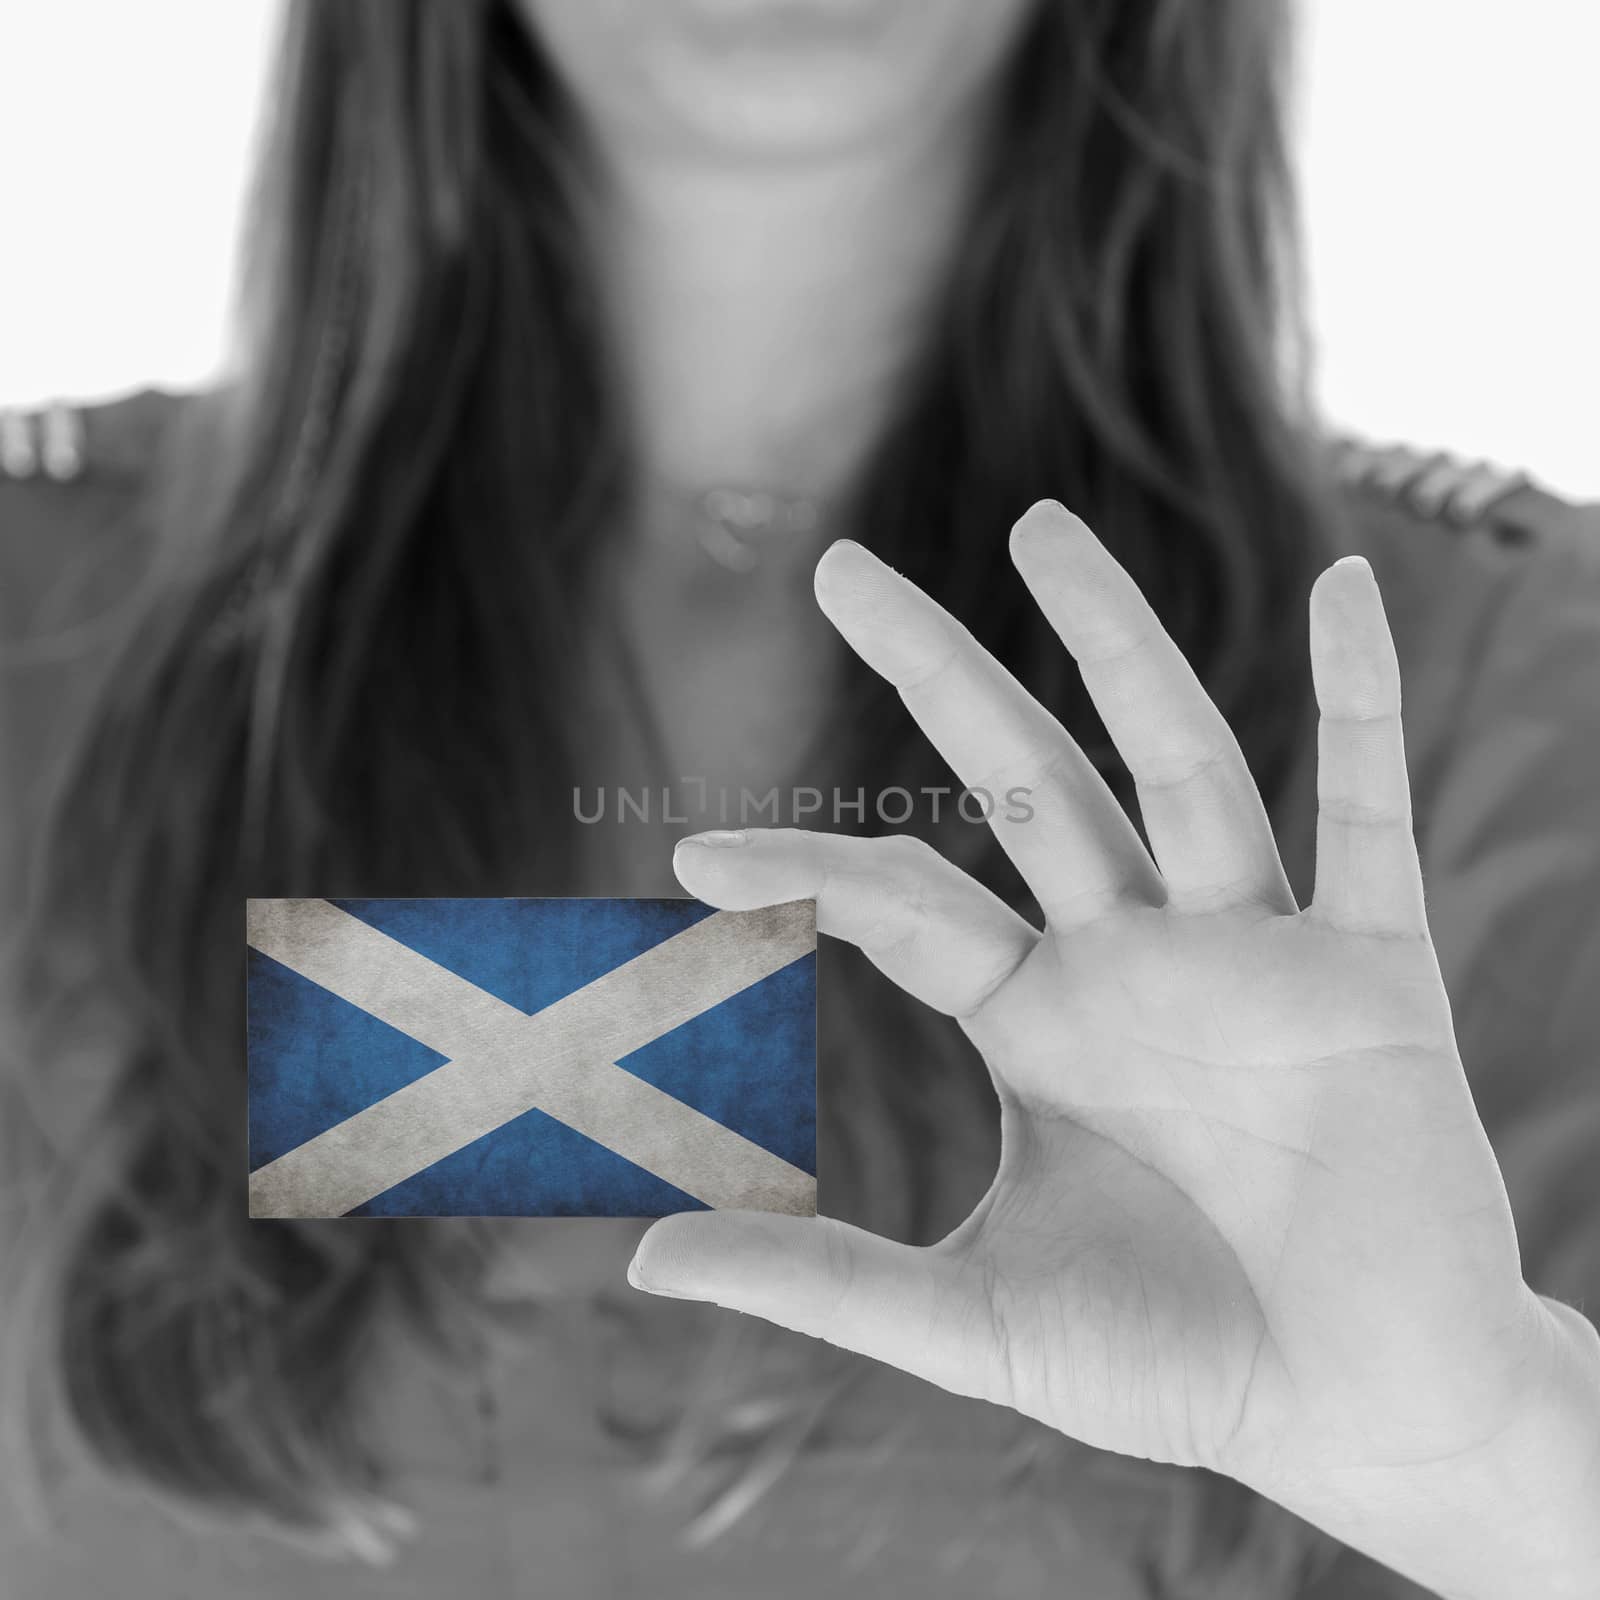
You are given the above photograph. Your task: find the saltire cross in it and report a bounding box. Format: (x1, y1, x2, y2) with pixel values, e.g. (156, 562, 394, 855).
(245, 897, 817, 1218)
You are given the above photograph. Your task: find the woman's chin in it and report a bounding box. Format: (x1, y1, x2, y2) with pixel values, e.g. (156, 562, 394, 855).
(516, 0, 1035, 168)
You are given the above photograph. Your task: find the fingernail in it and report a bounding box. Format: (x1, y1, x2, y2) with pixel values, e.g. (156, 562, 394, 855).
(814, 539, 899, 594)
(626, 1251, 697, 1300)
(679, 830, 748, 849)
(1010, 499, 1080, 548)
(1333, 554, 1373, 576)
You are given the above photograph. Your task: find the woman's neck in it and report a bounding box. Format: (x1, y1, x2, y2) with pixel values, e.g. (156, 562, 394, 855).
(590, 120, 991, 572)
(566, 113, 996, 842)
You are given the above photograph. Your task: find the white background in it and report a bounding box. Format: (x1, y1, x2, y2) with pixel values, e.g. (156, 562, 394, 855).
(2, 1, 1596, 496)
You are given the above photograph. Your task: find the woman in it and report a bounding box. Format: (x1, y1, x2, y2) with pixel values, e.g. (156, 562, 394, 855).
(2, 1, 1597, 1595)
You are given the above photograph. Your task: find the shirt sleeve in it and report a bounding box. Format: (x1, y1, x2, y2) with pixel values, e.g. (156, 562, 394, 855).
(1417, 518, 1600, 1311)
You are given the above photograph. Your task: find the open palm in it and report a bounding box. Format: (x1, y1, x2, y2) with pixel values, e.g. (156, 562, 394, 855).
(637, 503, 1547, 1519)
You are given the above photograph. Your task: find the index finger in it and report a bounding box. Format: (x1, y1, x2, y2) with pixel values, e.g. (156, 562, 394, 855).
(813, 540, 1161, 928)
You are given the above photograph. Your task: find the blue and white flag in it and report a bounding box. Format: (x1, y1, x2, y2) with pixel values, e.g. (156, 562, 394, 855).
(245, 898, 817, 1219)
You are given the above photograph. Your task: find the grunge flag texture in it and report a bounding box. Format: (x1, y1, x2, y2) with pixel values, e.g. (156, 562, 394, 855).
(245, 898, 817, 1219)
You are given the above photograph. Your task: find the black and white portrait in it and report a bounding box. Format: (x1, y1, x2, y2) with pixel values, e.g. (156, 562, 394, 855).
(1, 3, 1597, 1596)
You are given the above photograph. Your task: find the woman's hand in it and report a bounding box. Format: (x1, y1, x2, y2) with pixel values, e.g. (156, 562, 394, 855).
(631, 502, 1600, 1599)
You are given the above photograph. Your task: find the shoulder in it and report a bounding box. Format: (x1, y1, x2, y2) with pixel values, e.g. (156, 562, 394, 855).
(1329, 429, 1600, 800)
(1331, 435, 1599, 607)
(1326, 436, 1600, 757)
(0, 387, 193, 642)
(1327, 435, 1600, 828)
(1265, 433, 1600, 947)
(1332, 436, 1599, 550)
(1331, 435, 1600, 634)
(0, 389, 197, 899)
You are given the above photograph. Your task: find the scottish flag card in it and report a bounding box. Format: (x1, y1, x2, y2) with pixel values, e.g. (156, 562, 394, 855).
(245, 898, 817, 1219)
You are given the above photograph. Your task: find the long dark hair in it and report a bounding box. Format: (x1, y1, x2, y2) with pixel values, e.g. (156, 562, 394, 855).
(8, 0, 1342, 1588)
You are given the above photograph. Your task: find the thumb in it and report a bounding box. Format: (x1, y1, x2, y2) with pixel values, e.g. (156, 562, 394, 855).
(628, 1210, 1000, 1404)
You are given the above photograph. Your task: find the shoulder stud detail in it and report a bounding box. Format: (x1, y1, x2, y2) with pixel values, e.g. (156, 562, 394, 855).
(0, 401, 87, 482)
(0, 407, 39, 479)
(1332, 438, 1531, 527)
(40, 402, 86, 481)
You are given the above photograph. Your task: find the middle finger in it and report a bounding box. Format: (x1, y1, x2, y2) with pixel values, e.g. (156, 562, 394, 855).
(1009, 501, 1297, 917)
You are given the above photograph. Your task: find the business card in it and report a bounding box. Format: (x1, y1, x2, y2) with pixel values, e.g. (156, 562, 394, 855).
(245, 897, 817, 1219)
